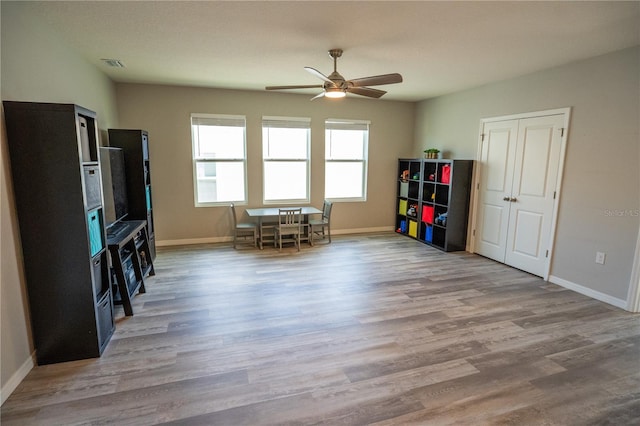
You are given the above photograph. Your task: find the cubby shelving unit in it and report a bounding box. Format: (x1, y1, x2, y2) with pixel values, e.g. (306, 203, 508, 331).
(396, 158, 473, 252)
(3, 101, 114, 364)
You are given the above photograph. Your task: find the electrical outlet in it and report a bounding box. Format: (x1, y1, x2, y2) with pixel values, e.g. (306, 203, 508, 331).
(595, 252, 606, 265)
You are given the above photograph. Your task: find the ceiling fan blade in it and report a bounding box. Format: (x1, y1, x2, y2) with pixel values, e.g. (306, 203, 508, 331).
(304, 67, 334, 85)
(266, 84, 324, 90)
(310, 92, 325, 101)
(348, 73, 403, 87)
(347, 86, 387, 98)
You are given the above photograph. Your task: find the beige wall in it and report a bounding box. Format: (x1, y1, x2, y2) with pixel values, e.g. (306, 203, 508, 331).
(414, 46, 640, 302)
(115, 84, 415, 243)
(1, 3, 118, 401)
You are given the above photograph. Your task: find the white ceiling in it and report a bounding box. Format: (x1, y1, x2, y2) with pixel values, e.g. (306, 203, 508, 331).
(18, 1, 640, 102)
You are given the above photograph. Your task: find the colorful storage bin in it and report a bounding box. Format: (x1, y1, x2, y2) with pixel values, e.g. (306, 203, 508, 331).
(425, 225, 433, 242)
(398, 199, 408, 215)
(408, 220, 418, 238)
(87, 209, 104, 257)
(441, 164, 451, 184)
(399, 181, 409, 198)
(422, 205, 434, 224)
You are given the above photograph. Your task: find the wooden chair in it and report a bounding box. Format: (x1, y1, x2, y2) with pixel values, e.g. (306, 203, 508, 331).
(230, 203, 257, 248)
(309, 200, 333, 246)
(274, 208, 302, 251)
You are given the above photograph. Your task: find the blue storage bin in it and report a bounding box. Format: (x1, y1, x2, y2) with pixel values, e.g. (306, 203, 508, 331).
(146, 187, 152, 211)
(425, 225, 433, 243)
(88, 209, 104, 257)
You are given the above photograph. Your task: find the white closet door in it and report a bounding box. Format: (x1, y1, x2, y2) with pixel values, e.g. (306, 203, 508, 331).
(504, 114, 564, 276)
(475, 113, 564, 277)
(475, 119, 518, 262)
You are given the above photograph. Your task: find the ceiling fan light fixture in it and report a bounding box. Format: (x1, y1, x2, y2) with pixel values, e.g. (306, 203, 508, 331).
(324, 88, 346, 98)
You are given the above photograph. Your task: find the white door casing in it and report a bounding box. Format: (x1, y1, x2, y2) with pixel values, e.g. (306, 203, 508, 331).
(473, 109, 569, 279)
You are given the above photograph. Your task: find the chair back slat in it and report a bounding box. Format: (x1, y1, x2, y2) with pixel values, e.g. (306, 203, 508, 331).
(279, 208, 302, 225)
(276, 208, 302, 251)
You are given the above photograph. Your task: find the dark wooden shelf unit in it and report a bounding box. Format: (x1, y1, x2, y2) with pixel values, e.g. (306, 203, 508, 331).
(396, 158, 473, 252)
(3, 101, 114, 364)
(107, 129, 156, 259)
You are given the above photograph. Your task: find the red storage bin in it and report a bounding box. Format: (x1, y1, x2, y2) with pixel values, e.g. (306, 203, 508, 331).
(441, 164, 451, 184)
(422, 205, 434, 224)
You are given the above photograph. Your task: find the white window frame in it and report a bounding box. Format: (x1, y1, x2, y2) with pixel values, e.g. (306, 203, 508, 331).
(324, 118, 370, 202)
(262, 116, 311, 205)
(190, 113, 248, 207)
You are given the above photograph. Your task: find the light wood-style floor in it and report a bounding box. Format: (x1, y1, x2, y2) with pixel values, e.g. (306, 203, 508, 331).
(2, 233, 639, 425)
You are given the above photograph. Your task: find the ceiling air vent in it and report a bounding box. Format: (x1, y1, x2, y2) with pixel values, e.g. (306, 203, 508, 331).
(101, 59, 125, 68)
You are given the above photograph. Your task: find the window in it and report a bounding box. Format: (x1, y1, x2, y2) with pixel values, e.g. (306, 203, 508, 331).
(325, 119, 369, 201)
(191, 114, 247, 206)
(262, 116, 311, 203)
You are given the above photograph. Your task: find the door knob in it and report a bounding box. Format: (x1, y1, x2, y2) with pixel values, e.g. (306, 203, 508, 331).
(503, 196, 510, 201)
(510, 197, 518, 202)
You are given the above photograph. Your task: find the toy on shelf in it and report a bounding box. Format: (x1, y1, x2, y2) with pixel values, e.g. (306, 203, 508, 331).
(435, 212, 448, 227)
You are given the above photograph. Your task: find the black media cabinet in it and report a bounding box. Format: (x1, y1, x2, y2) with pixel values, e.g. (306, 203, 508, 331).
(107, 220, 155, 316)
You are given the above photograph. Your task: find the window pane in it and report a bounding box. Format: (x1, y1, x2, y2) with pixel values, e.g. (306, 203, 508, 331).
(262, 118, 310, 203)
(196, 161, 245, 203)
(191, 114, 247, 206)
(195, 162, 217, 203)
(196, 125, 245, 158)
(263, 127, 308, 159)
(196, 161, 216, 178)
(324, 120, 368, 201)
(325, 162, 364, 198)
(264, 161, 307, 200)
(326, 129, 365, 159)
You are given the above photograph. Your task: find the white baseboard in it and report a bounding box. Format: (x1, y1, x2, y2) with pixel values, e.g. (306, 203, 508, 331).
(1, 351, 35, 406)
(156, 236, 231, 247)
(332, 226, 394, 235)
(157, 227, 395, 247)
(548, 275, 628, 310)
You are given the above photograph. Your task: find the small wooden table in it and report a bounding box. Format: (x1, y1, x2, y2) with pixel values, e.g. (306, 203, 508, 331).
(245, 206, 322, 249)
(106, 220, 155, 316)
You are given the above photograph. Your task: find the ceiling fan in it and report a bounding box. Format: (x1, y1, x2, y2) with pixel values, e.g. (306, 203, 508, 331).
(265, 49, 403, 100)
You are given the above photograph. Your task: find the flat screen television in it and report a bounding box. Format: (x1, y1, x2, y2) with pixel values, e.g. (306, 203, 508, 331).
(100, 147, 129, 234)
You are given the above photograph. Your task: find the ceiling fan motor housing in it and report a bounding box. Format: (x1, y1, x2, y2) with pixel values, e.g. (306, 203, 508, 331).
(326, 73, 346, 88)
